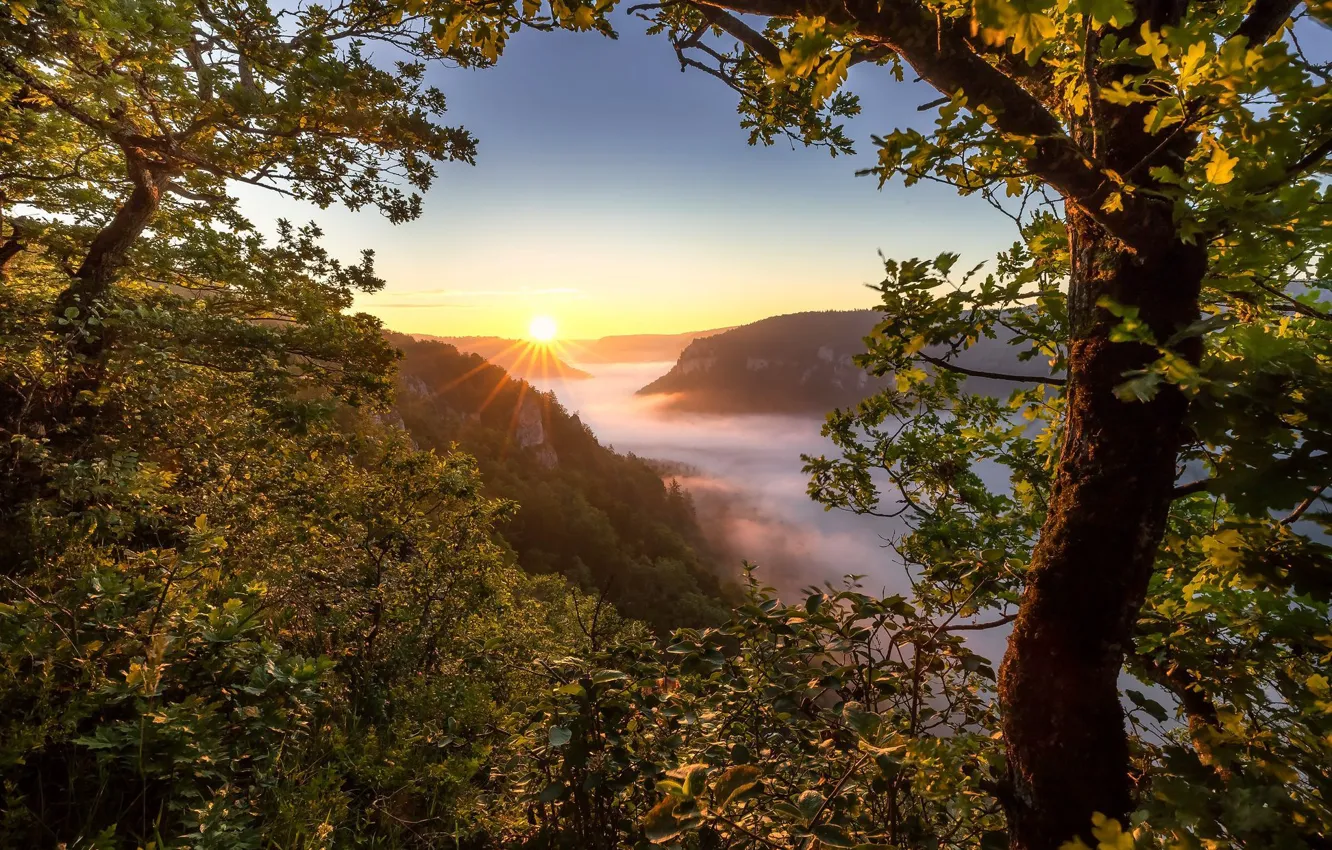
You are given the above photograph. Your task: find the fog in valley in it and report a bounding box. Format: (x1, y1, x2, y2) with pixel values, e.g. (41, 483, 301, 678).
(534, 362, 912, 600)
(533, 359, 1022, 663)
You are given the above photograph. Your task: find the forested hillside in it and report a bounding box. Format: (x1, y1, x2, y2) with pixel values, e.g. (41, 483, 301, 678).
(638, 310, 891, 413)
(638, 310, 1061, 413)
(389, 334, 732, 631)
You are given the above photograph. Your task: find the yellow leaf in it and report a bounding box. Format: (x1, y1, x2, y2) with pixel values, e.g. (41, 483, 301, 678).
(1090, 813, 1135, 849)
(895, 367, 927, 392)
(1178, 40, 1209, 87)
(434, 15, 467, 53)
(1135, 23, 1169, 67)
(1011, 12, 1056, 56)
(1101, 192, 1124, 213)
(1202, 528, 1245, 569)
(572, 5, 595, 28)
(1205, 145, 1238, 185)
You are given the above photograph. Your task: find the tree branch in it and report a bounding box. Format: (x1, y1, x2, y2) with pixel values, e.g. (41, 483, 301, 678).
(0, 223, 26, 273)
(165, 182, 227, 204)
(1132, 652, 1230, 778)
(697, 5, 781, 66)
(1233, 0, 1302, 44)
(0, 53, 123, 141)
(918, 352, 1066, 386)
(1281, 483, 1328, 525)
(1170, 478, 1211, 498)
(942, 613, 1017, 631)
(689, 0, 1171, 250)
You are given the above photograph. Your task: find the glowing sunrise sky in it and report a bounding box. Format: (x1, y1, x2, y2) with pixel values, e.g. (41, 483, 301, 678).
(235, 14, 1019, 339)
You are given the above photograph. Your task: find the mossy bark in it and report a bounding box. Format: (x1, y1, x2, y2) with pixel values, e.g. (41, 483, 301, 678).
(997, 209, 1206, 850)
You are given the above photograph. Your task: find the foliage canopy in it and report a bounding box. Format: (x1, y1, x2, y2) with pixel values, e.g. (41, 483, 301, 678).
(4, 0, 1332, 848)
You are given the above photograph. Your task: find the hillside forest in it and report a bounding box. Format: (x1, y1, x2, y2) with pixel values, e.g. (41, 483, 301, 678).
(3, 2, 1332, 850)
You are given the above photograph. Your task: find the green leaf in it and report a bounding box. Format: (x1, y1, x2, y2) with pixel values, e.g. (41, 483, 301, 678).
(796, 789, 826, 821)
(679, 763, 710, 798)
(874, 753, 902, 779)
(548, 726, 572, 747)
(1126, 688, 1170, 723)
(656, 779, 686, 798)
(1114, 372, 1163, 402)
(1075, 0, 1132, 27)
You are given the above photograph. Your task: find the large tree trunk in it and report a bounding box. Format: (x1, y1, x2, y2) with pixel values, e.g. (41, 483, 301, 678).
(996, 210, 1207, 850)
(54, 149, 171, 363)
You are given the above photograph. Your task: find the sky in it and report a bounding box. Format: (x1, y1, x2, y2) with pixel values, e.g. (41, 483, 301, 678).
(237, 15, 1019, 339)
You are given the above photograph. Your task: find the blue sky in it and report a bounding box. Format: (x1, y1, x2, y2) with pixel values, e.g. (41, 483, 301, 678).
(238, 15, 1019, 338)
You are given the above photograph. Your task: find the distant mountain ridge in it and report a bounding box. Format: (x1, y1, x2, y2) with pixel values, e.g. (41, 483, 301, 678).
(637, 310, 889, 414)
(565, 328, 734, 363)
(413, 334, 593, 380)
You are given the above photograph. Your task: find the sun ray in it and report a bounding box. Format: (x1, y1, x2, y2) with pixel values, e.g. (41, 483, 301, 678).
(440, 338, 531, 392)
(478, 342, 538, 413)
(545, 339, 581, 375)
(549, 337, 595, 364)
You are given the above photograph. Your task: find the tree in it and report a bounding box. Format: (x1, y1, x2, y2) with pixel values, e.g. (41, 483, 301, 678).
(0, 4, 538, 844)
(0, 0, 475, 547)
(419, 0, 1332, 845)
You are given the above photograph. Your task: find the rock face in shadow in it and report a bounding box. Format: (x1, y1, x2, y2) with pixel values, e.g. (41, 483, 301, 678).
(637, 311, 890, 414)
(514, 393, 558, 469)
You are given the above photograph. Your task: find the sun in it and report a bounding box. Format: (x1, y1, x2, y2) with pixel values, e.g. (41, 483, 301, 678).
(528, 315, 558, 343)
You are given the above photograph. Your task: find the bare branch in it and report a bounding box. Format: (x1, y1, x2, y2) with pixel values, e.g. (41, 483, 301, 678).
(942, 613, 1017, 632)
(165, 182, 227, 204)
(918, 351, 1066, 386)
(1171, 478, 1211, 499)
(697, 5, 781, 66)
(1282, 484, 1329, 525)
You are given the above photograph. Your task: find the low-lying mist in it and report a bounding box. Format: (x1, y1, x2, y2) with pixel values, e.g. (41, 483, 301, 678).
(534, 362, 913, 601)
